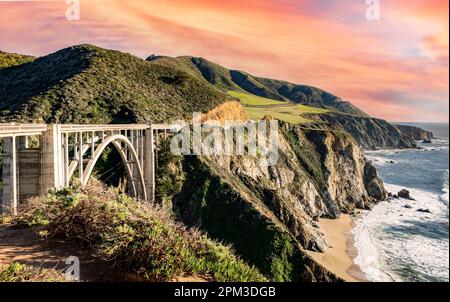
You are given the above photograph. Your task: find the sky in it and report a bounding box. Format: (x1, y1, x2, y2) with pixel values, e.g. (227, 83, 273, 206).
(0, 0, 448, 122)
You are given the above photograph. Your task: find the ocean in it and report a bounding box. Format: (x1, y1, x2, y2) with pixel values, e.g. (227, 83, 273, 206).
(353, 123, 449, 282)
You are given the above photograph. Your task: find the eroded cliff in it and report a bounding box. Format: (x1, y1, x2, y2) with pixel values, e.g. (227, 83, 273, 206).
(395, 124, 435, 141)
(164, 123, 386, 281)
(303, 112, 415, 149)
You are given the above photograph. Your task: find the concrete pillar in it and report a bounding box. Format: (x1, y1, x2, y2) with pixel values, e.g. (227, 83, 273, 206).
(1, 136, 18, 215)
(18, 136, 28, 149)
(138, 130, 145, 200)
(18, 148, 40, 202)
(40, 125, 64, 194)
(144, 129, 155, 202)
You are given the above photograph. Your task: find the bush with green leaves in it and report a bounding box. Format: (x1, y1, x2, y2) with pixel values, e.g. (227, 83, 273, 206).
(13, 181, 266, 282)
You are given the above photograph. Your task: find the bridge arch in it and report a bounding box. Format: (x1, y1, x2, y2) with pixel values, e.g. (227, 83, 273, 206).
(81, 134, 147, 200)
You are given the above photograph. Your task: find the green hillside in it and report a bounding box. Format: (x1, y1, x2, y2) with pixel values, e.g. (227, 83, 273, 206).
(150, 56, 369, 117)
(227, 90, 329, 124)
(0, 51, 35, 70)
(0, 45, 230, 124)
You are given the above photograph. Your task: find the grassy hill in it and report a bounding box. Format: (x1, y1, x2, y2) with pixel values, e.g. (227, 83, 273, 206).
(227, 90, 330, 124)
(0, 51, 35, 70)
(0, 45, 230, 124)
(149, 56, 369, 117)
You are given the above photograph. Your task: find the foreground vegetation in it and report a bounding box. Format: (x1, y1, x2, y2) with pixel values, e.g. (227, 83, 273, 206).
(12, 181, 266, 282)
(0, 262, 66, 282)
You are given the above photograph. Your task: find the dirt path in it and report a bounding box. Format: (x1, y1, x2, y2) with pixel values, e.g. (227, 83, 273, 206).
(0, 225, 143, 281)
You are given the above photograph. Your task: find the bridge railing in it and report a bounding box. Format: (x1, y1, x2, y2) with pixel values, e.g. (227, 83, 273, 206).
(0, 124, 48, 138)
(59, 124, 150, 132)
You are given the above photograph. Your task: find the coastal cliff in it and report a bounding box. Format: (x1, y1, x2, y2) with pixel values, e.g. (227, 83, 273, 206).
(303, 112, 415, 149)
(395, 124, 435, 141)
(165, 123, 387, 281)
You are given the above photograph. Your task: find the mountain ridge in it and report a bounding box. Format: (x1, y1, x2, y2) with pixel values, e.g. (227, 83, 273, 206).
(0, 45, 230, 124)
(147, 54, 432, 149)
(148, 55, 370, 117)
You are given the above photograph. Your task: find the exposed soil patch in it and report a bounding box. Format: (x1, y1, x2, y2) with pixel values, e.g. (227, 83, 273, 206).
(0, 225, 143, 282)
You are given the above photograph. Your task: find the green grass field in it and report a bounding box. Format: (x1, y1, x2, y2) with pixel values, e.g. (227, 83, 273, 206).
(245, 107, 312, 124)
(229, 90, 329, 124)
(228, 91, 287, 106)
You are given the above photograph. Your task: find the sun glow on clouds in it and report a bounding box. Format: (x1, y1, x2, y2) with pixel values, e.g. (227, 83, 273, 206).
(0, 0, 448, 122)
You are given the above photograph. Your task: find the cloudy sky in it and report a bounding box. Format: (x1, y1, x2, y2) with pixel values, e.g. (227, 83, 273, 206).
(0, 0, 448, 122)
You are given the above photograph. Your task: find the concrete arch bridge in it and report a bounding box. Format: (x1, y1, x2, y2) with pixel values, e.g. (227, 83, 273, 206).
(0, 124, 179, 215)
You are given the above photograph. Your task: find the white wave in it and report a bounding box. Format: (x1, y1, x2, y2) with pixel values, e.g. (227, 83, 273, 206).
(441, 170, 449, 205)
(420, 145, 449, 151)
(365, 155, 393, 167)
(353, 183, 449, 282)
(431, 139, 449, 144)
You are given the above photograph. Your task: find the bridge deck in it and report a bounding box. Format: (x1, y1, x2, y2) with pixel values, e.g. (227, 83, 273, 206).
(0, 123, 181, 138)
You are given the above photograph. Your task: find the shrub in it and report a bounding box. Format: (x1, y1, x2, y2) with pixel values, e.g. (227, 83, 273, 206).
(13, 181, 266, 282)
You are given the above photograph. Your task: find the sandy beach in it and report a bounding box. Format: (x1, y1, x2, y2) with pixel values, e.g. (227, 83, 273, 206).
(307, 214, 367, 282)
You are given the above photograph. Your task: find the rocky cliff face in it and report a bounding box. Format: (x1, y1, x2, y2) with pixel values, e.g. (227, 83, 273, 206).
(169, 123, 386, 281)
(395, 124, 435, 141)
(304, 112, 415, 149)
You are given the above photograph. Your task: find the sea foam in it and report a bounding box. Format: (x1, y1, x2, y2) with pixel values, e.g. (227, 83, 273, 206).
(353, 183, 449, 282)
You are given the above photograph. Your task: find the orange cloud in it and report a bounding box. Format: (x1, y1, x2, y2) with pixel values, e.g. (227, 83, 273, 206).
(0, 0, 448, 122)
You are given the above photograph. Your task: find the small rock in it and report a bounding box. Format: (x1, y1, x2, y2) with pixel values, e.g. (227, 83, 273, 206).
(389, 161, 395, 164)
(417, 208, 432, 214)
(403, 204, 413, 209)
(422, 139, 432, 144)
(398, 189, 415, 200)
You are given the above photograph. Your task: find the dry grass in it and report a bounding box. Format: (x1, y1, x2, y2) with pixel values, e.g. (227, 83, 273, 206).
(201, 101, 249, 123)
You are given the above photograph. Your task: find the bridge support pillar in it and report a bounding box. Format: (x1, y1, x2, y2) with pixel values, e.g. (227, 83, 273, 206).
(144, 129, 155, 202)
(1, 136, 18, 215)
(39, 125, 64, 195)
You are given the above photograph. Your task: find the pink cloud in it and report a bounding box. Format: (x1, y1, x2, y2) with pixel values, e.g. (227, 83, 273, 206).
(0, 0, 448, 122)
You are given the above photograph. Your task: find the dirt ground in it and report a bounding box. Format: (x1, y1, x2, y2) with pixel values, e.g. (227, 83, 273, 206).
(0, 225, 144, 282)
